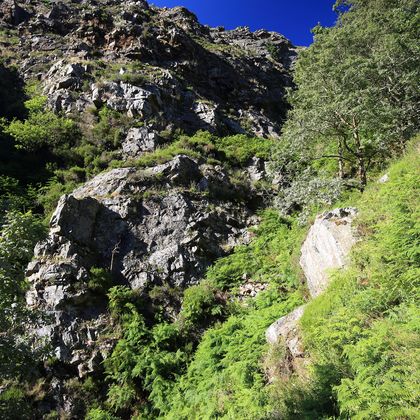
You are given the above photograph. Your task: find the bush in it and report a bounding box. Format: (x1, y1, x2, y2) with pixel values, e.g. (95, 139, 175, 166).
(88, 267, 113, 294)
(0, 385, 31, 420)
(180, 281, 226, 327)
(86, 408, 119, 420)
(3, 96, 78, 152)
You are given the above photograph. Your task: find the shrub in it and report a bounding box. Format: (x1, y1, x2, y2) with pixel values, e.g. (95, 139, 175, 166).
(0, 385, 31, 419)
(88, 267, 113, 294)
(3, 96, 79, 152)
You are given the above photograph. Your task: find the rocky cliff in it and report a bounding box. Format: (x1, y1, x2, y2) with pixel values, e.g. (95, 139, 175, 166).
(1, 0, 296, 138)
(0, 0, 299, 416)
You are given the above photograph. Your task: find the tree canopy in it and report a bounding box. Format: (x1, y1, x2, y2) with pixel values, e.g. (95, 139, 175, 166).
(271, 0, 419, 196)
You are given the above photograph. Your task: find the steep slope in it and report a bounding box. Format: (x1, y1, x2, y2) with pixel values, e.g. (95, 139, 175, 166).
(0, 0, 299, 417)
(164, 141, 419, 420)
(1, 0, 417, 419)
(0, 0, 296, 138)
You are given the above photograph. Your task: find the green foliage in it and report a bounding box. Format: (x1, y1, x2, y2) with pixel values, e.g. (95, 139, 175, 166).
(167, 293, 302, 419)
(3, 96, 79, 152)
(104, 295, 188, 416)
(0, 211, 46, 380)
(207, 210, 305, 292)
(179, 281, 226, 327)
(270, 0, 419, 217)
(101, 211, 305, 418)
(213, 134, 272, 165)
(86, 407, 119, 420)
(266, 43, 282, 61)
(135, 131, 272, 169)
(88, 267, 113, 294)
(0, 385, 31, 420)
(291, 143, 420, 418)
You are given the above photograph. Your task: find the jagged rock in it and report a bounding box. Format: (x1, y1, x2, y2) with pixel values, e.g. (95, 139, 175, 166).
(247, 157, 267, 182)
(237, 279, 269, 299)
(149, 155, 201, 187)
(50, 195, 101, 245)
(6, 0, 296, 137)
(73, 167, 135, 199)
(122, 127, 162, 157)
(0, 0, 31, 25)
(91, 82, 162, 117)
(193, 101, 219, 127)
(266, 305, 305, 356)
(300, 207, 358, 298)
(25, 156, 254, 390)
(44, 60, 90, 94)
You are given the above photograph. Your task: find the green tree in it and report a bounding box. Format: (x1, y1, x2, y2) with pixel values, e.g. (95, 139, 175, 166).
(2, 96, 78, 152)
(0, 211, 45, 379)
(271, 0, 419, 191)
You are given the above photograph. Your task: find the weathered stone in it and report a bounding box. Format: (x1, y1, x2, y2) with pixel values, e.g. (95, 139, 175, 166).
(266, 305, 305, 355)
(300, 208, 358, 298)
(149, 155, 201, 186)
(25, 155, 254, 393)
(50, 195, 101, 245)
(193, 101, 219, 127)
(91, 82, 162, 117)
(122, 127, 162, 157)
(247, 157, 267, 182)
(0, 0, 31, 25)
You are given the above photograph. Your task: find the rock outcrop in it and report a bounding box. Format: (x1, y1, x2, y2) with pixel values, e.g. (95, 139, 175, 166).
(1, 0, 296, 138)
(25, 157, 257, 408)
(0, 0, 300, 415)
(300, 207, 358, 298)
(266, 208, 359, 378)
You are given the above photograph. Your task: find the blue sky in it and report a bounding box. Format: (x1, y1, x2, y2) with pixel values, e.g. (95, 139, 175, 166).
(150, 0, 337, 46)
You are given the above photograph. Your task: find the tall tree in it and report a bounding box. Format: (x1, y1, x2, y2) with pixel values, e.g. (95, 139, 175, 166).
(271, 0, 419, 190)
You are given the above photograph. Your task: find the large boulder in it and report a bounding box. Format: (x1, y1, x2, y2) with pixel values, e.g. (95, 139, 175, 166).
(91, 82, 162, 117)
(122, 127, 163, 157)
(300, 208, 358, 298)
(265, 305, 307, 379)
(266, 208, 359, 380)
(25, 156, 255, 385)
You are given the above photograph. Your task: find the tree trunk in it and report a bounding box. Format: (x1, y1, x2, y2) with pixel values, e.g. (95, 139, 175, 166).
(352, 117, 367, 190)
(338, 137, 344, 179)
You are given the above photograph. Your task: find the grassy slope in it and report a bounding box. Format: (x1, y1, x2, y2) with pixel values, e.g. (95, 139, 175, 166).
(165, 141, 419, 419)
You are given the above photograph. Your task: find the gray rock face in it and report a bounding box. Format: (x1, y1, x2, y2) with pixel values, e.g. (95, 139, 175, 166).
(300, 208, 358, 298)
(92, 81, 162, 117)
(148, 154, 202, 187)
(6, 0, 296, 138)
(122, 127, 163, 157)
(266, 305, 305, 357)
(266, 208, 359, 380)
(247, 157, 267, 182)
(44, 60, 89, 93)
(26, 156, 255, 382)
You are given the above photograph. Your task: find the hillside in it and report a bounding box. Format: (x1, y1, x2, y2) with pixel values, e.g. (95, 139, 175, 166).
(0, 0, 418, 419)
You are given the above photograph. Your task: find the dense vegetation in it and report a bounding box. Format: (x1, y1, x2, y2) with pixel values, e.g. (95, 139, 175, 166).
(271, 142, 420, 418)
(0, 0, 418, 418)
(270, 0, 419, 219)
